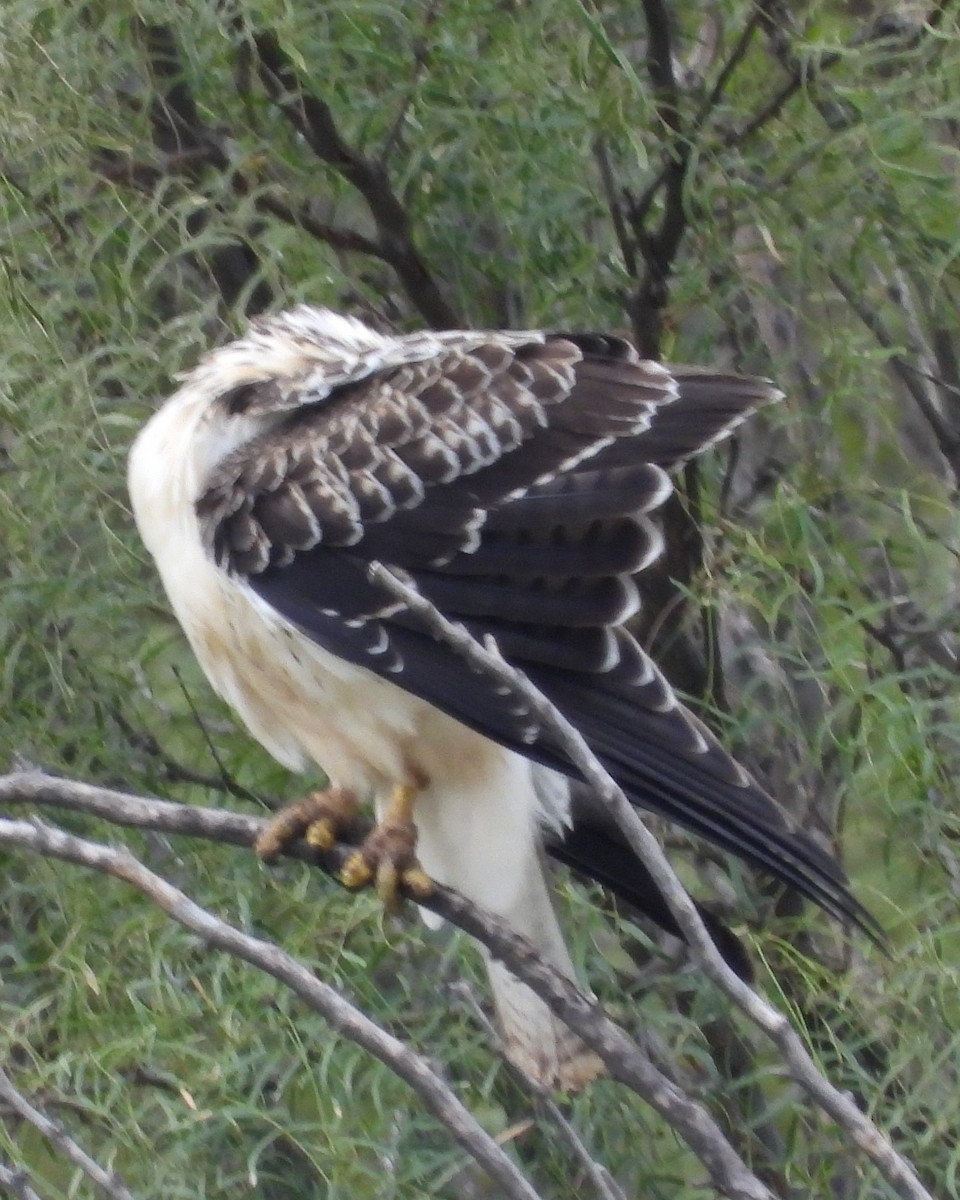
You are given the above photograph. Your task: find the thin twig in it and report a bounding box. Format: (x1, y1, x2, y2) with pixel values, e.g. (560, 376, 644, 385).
(0, 773, 776, 1200)
(248, 28, 459, 329)
(827, 267, 960, 485)
(698, 12, 763, 124)
(451, 984, 629, 1200)
(253, 191, 385, 258)
(169, 665, 266, 805)
(0, 1161, 44, 1200)
(365, 562, 934, 1200)
(593, 139, 636, 277)
(0, 1068, 137, 1200)
(109, 704, 262, 804)
(0, 815, 544, 1200)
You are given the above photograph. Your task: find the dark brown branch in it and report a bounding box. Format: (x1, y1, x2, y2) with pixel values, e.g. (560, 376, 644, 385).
(640, 0, 681, 135)
(247, 29, 459, 329)
(827, 267, 960, 485)
(701, 12, 763, 122)
(625, 8, 764, 356)
(752, 3, 852, 130)
(91, 143, 388, 269)
(0, 1068, 137, 1200)
(628, 10, 760, 234)
(252, 192, 384, 258)
(593, 139, 637, 278)
(614, 0, 943, 359)
(629, 0, 687, 357)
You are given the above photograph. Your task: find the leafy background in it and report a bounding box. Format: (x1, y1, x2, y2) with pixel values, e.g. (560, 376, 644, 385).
(1, 1, 958, 1196)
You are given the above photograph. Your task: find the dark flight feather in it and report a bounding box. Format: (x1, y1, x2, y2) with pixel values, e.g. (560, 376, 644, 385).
(198, 329, 879, 948)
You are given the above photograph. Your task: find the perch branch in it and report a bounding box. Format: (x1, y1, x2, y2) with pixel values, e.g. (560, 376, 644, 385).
(0, 773, 776, 1200)
(0, 815, 545, 1200)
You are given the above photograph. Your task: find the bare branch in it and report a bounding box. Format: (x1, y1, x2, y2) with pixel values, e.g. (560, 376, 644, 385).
(246, 28, 459, 329)
(827, 266, 960, 485)
(451, 984, 629, 1200)
(0, 1161, 44, 1200)
(0, 773, 777, 1199)
(0, 1067, 137, 1200)
(365, 562, 934, 1200)
(0, 815, 545, 1200)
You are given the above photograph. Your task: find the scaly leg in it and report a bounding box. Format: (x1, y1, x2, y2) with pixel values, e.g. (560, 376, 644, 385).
(254, 787, 359, 861)
(341, 783, 434, 909)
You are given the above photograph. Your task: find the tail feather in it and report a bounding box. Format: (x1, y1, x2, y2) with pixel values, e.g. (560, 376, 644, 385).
(483, 954, 602, 1090)
(411, 753, 600, 1089)
(480, 844, 602, 1090)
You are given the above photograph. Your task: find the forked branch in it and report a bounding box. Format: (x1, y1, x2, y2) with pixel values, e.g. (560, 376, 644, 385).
(0, 772, 776, 1200)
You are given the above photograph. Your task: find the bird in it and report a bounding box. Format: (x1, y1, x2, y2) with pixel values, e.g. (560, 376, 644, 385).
(128, 305, 875, 1089)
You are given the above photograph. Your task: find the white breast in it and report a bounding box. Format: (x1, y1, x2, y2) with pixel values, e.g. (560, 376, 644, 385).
(127, 383, 508, 793)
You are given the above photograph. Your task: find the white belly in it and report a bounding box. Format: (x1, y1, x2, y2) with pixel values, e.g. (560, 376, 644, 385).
(175, 559, 552, 912)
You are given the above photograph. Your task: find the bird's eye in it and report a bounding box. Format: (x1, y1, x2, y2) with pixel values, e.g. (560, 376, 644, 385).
(222, 383, 260, 415)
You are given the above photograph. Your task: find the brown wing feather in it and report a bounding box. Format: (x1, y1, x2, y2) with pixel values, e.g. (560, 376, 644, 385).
(193, 326, 876, 937)
(196, 335, 677, 576)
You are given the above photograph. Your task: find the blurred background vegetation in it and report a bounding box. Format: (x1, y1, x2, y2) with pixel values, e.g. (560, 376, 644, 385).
(1, 0, 958, 1196)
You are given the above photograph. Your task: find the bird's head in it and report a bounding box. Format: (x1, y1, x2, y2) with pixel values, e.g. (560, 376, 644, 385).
(129, 308, 393, 525)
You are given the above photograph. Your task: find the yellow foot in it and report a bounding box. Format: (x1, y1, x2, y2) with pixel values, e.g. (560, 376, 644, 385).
(254, 788, 359, 861)
(339, 784, 434, 911)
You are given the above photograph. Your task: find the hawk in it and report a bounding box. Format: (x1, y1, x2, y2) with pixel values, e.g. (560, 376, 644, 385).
(129, 307, 873, 1088)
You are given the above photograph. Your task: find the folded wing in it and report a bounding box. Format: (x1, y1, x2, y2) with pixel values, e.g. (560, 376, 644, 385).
(196, 330, 878, 940)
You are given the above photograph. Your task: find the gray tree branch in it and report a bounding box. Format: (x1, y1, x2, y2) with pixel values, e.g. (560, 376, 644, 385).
(0, 815, 544, 1200)
(0, 770, 776, 1200)
(0, 1160, 45, 1200)
(0, 1067, 137, 1200)
(449, 983, 629, 1200)
(366, 561, 933, 1200)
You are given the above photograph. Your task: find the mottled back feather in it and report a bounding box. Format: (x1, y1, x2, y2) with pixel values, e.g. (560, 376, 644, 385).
(188, 313, 876, 940)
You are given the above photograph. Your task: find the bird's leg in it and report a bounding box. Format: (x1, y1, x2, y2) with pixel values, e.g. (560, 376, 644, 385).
(341, 783, 434, 910)
(254, 787, 360, 861)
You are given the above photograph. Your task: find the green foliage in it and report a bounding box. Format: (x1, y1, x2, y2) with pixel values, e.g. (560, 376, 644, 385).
(2, 0, 959, 1196)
